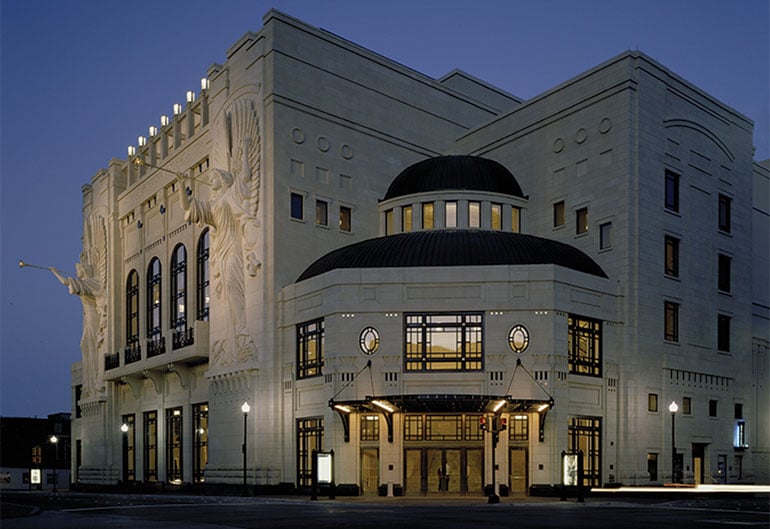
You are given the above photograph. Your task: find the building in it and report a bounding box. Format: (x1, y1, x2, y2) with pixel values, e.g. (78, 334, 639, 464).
(64, 10, 768, 494)
(0, 413, 71, 490)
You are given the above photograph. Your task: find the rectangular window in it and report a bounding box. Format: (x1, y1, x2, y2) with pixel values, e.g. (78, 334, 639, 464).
(509, 414, 529, 442)
(192, 403, 208, 484)
(422, 202, 434, 229)
(553, 201, 565, 227)
(402, 205, 413, 232)
(567, 314, 602, 377)
(445, 201, 457, 228)
(297, 417, 323, 487)
(599, 222, 612, 249)
(315, 200, 328, 226)
(734, 403, 743, 419)
(290, 192, 304, 220)
(121, 414, 135, 481)
(297, 319, 324, 379)
(385, 209, 394, 235)
(709, 399, 718, 417)
(648, 393, 658, 412)
(143, 411, 157, 482)
(569, 416, 602, 487)
(576, 207, 589, 234)
(166, 407, 183, 484)
(718, 194, 731, 233)
(339, 206, 352, 232)
(718, 254, 731, 292)
(665, 170, 680, 212)
(360, 415, 380, 441)
(664, 301, 679, 342)
(647, 453, 658, 482)
(682, 397, 692, 415)
(404, 313, 483, 372)
(511, 207, 521, 233)
(665, 236, 680, 277)
(717, 314, 731, 352)
(468, 201, 480, 228)
(491, 203, 502, 230)
(403, 414, 483, 441)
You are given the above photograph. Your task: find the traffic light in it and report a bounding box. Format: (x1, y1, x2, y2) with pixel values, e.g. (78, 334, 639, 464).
(479, 416, 487, 431)
(499, 417, 507, 432)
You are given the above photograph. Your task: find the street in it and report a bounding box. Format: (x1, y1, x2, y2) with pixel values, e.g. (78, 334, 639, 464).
(2, 491, 768, 529)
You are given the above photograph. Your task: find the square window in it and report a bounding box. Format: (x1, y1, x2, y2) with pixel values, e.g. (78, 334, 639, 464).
(664, 301, 679, 342)
(445, 201, 457, 228)
(385, 209, 394, 235)
(491, 203, 502, 230)
(682, 397, 692, 415)
(315, 200, 328, 226)
(709, 399, 718, 417)
(718, 254, 731, 292)
(290, 193, 304, 220)
(665, 170, 680, 212)
(599, 222, 612, 249)
(718, 194, 731, 233)
(665, 236, 680, 277)
(648, 393, 658, 412)
(553, 201, 565, 227)
(468, 201, 480, 228)
(717, 314, 731, 352)
(339, 206, 352, 232)
(402, 205, 413, 232)
(422, 202, 434, 229)
(576, 207, 588, 234)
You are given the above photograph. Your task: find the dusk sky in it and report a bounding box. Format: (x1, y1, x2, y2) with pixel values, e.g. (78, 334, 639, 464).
(1, 0, 768, 418)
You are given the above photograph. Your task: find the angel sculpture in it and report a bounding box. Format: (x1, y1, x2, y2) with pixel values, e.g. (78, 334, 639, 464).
(178, 98, 260, 367)
(50, 214, 108, 396)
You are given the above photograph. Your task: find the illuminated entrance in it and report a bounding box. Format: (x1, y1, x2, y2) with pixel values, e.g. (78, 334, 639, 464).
(405, 447, 483, 495)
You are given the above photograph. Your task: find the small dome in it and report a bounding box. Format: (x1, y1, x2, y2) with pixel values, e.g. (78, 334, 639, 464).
(297, 230, 607, 282)
(382, 155, 525, 201)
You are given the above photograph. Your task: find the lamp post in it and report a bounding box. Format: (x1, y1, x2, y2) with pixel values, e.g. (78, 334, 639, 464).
(669, 401, 678, 484)
(241, 402, 250, 496)
(121, 423, 129, 484)
(49, 435, 58, 492)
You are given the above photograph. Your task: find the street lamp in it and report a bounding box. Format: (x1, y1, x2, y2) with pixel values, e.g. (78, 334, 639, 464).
(241, 402, 250, 496)
(49, 435, 58, 492)
(121, 423, 129, 484)
(669, 401, 678, 484)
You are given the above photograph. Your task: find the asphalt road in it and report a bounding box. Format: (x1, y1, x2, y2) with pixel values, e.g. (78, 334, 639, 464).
(2, 491, 768, 529)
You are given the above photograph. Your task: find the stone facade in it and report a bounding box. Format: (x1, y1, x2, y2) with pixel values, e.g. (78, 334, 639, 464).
(68, 10, 768, 493)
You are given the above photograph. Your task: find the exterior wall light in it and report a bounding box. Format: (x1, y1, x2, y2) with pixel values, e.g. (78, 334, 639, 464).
(186, 91, 195, 104)
(160, 115, 170, 126)
(173, 103, 182, 115)
(201, 77, 210, 90)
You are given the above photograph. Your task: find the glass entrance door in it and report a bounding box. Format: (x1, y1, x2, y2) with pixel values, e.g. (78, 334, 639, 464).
(406, 448, 482, 495)
(361, 449, 379, 495)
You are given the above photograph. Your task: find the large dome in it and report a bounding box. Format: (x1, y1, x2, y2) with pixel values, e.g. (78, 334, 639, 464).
(382, 155, 525, 201)
(297, 230, 607, 282)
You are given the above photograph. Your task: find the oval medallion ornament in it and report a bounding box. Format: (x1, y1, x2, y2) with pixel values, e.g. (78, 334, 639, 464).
(508, 324, 530, 354)
(359, 327, 380, 356)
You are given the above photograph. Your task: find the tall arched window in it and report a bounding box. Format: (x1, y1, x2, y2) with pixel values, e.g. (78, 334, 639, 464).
(171, 244, 193, 349)
(147, 257, 164, 357)
(196, 229, 210, 322)
(125, 270, 141, 363)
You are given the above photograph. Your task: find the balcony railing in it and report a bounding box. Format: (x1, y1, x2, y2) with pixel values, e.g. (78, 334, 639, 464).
(172, 327, 194, 350)
(124, 341, 142, 364)
(105, 353, 120, 370)
(147, 336, 166, 358)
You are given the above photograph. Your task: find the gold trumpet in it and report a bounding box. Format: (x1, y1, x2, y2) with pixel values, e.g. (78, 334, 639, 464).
(18, 260, 51, 271)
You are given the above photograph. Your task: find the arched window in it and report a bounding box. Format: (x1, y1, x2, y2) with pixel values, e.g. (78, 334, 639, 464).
(171, 244, 193, 349)
(146, 257, 164, 356)
(171, 244, 187, 332)
(196, 229, 210, 322)
(125, 270, 141, 363)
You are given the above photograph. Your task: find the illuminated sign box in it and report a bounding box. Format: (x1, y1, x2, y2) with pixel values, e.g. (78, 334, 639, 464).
(30, 468, 41, 485)
(317, 451, 333, 484)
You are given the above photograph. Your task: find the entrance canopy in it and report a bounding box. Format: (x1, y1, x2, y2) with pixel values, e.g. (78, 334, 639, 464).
(329, 394, 554, 442)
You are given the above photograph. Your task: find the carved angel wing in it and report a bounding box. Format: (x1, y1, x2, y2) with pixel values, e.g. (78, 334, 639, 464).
(84, 214, 107, 289)
(229, 98, 261, 216)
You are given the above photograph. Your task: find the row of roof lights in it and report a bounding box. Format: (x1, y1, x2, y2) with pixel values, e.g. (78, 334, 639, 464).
(127, 78, 210, 157)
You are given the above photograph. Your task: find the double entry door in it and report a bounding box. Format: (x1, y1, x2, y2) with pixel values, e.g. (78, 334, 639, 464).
(405, 447, 483, 495)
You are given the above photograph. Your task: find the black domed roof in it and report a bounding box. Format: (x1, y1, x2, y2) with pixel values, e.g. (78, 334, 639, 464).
(297, 230, 607, 282)
(382, 155, 525, 201)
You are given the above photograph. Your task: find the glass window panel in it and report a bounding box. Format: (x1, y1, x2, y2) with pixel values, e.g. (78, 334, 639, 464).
(422, 202, 434, 229)
(468, 201, 480, 228)
(491, 203, 502, 230)
(445, 201, 457, 228)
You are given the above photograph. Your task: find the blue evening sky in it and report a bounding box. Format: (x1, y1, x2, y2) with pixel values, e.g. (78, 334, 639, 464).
(1, 0, 768, 417)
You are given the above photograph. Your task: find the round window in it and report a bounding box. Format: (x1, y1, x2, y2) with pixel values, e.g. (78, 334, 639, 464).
(359, 327, 380, 356)
(508, 324, 530, 354)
